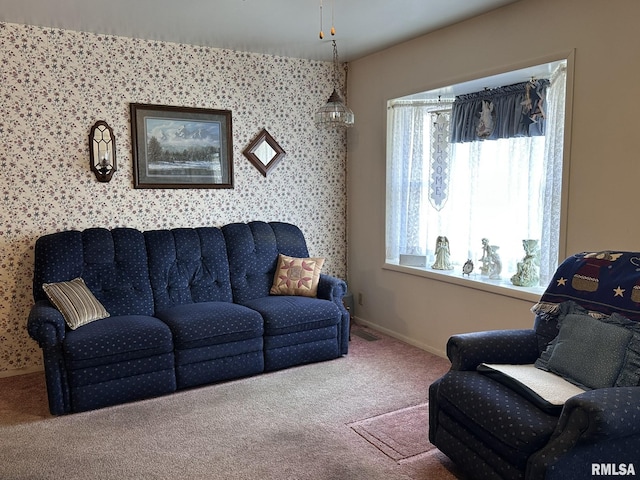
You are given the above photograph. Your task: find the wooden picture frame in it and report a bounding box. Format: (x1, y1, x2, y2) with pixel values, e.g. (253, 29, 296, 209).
(130, 103, 233, 188)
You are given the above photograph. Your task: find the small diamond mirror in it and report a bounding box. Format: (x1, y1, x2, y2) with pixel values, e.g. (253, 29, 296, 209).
(243, 129, 285, 177)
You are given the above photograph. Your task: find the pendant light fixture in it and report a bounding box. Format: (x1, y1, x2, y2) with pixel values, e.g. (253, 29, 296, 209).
(315, 1, 354, 128)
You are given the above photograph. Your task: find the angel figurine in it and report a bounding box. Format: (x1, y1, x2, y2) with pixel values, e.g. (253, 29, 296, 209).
(432, 236, 453, 270)
(489, 245, 502, 280)
(511, 239, 540, 286)
(479, 238, 492, 275)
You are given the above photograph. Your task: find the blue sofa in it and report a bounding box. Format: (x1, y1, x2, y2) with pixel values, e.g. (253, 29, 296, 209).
(27, 221, 349, 415)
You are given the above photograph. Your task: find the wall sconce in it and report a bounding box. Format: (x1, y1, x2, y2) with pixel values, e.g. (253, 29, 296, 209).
(89, 121, 116, 182)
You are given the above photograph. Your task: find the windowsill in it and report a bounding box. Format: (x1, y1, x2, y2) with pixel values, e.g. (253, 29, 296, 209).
(383, 261, 545, 303)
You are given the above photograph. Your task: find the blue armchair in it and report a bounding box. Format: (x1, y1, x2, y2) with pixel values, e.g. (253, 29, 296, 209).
(429, 251, 640, 479)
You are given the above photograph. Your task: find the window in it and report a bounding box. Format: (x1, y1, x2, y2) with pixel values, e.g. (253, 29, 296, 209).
(386, 60, 568, 289)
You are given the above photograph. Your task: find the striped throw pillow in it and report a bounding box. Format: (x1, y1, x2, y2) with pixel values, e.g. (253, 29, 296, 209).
(42, 278, 110, 329)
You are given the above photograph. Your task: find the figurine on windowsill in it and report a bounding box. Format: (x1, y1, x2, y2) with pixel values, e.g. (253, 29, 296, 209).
(489, 245, 502, 279)
(432, 236, 453, 270)
(511, 239, 540, 287)
(479, 238, 492, 275)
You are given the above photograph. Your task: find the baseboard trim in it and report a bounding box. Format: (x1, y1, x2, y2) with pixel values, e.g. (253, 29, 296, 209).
(352, 316, 448, 359)
(0, 365, 44, 378)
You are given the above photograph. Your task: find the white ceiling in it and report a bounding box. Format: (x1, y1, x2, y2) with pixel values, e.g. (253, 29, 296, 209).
(0, 0, 521, 62)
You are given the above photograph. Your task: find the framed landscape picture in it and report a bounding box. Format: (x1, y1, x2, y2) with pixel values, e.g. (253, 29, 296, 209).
(130, 104, 233, 188)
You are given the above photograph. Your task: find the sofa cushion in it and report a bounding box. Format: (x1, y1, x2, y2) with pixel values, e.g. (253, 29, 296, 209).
(241, 296, 340, 336)
(145, 228, 234, 311)
(270, 254, 324, 297)
(535, 302, 640, 389)
(80, 228, 156, 316)
(33, 230, 84, 303)
(222, 222, 280, 303)
(222, 221, 312, 303)
(155, 302, 264, 349)
(269, 221, 312, 258)
(42, 277, 109, 330)
(33, 228, 155, 316)
(63, 315, 174, 369)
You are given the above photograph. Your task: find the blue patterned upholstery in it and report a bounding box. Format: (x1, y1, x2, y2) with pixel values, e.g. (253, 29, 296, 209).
(242, 295, 341, 370)
(29, 228, 175, 414)
(153, 296, 264, 389)
(28, 222, 349, 414)
(429, 254, 640, 479)
(144, 227, 265, 389)
(144, 228, 234, 309)
(222, 221, 348, 370)
(222, 221, 282, 303)
(66, 327, 175, 413)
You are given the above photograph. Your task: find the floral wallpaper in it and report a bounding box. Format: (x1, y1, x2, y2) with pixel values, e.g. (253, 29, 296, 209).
(0, 22, 347, 374)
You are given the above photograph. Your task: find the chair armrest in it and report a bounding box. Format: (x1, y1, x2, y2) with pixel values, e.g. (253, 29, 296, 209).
(27, 300, 67, 347)
(526, 387, 640, 479)
(447, 329, 540, 371)
(317, 274, 347, 303)
(558, 387, 640, 441)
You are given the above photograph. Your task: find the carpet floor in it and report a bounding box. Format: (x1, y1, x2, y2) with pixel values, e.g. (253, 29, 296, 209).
(348, 402, 433, 461)
(0, 325, 465, 480)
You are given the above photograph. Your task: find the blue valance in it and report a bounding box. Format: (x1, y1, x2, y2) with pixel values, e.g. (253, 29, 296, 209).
(449, 79, 549, 143)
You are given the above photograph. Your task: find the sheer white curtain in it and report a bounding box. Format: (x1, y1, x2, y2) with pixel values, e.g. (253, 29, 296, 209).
(539, 65, 567, 283)
(386, 67, 566, 285)
(442, 136, 546, 275)
(386, 103, 429, 258)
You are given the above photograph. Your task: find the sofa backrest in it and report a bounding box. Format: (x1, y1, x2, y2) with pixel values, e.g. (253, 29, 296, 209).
(144, 227, 233, 311)
(33, 228, 155, 316)
(222, 221, 310, 303)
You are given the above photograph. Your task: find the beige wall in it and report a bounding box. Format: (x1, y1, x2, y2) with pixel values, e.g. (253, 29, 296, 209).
(346, 0, 640, 355)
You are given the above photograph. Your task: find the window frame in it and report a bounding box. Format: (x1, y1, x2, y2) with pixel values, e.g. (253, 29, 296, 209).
(384, 51, 575, 298)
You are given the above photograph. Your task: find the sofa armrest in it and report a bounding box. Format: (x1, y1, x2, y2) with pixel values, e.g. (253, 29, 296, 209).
(447, 329, 540, 371)
(27, 300, 67, 347)
(318, 274, 349, 355)
(526, 387, 640, 479)
(317, 274, 347, 303)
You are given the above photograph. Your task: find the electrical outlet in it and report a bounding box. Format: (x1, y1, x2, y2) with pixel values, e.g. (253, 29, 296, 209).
(358, 292, 363, 306)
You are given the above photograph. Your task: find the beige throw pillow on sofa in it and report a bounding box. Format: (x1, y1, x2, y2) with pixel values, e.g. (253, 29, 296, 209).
(270, 254, 325, 297)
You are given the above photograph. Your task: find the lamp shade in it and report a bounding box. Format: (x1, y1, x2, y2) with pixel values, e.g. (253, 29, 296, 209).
(314, 89, 354, 127)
